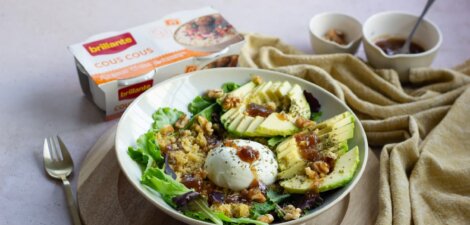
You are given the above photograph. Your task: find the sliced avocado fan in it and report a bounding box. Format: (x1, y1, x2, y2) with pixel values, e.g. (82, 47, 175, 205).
(219, 78, 311, 137)
(280, 146, 359, 193)
(276, 111, 360, 193)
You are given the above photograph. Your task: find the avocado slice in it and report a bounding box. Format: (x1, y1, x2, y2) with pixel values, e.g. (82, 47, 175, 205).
(220, 108, 238, 123)
(245, 116, 265, 137)
(319, 146, 360, 192)
(253, 81, 273, 103)
(317, 115, 354, 136)
(227, 114, 245, 132)
(255, 113, 299, 137)
(318, 122, 354, 143)
(312, 111, 352, 130)
(280, 175, 314, 194)
(288, 84, 311, 119)
(234, 116, 255, 136)
(276, 138, 303, 171)
(278, 161, 307, 179)
(275, 81, 292, 98)
(216, 81, 257, 106)
(266, 82, 281, 103)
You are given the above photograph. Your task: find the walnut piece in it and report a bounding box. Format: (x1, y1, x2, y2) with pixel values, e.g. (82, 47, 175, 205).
(305, 166, 320, 180)
(221, 96, 241, 110)
(247, 188, 266, 203)
(282, 205, 302, 221)
(207, 88, 224, 99)
(251, 75, 263, 85)
(324, 28, 347, 45)
(257, 214, 274, 223)
(174, 114, 189, 129)
(295, 117, 314, 129)
(312, 161, 330, 175)
(159, 125, 174, 135)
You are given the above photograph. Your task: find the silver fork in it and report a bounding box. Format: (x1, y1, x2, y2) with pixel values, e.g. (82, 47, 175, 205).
(43, 136, 82, 225)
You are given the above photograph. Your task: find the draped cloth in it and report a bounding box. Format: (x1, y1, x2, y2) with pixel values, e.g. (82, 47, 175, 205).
(239, 34, 470, 225)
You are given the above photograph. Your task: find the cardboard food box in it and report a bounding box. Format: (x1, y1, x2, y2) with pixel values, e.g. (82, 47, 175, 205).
(69, 7, 244, 120)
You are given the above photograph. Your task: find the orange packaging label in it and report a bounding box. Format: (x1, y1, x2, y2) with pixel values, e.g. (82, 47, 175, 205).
(91, 49, 207, 84)
(83, 33, 137, 56)
(118, 79, 153, 100)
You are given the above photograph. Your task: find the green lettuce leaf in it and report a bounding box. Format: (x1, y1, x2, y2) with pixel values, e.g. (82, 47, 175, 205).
(142, 167, 224, 225)
(188, 96, 214, 115)
(311, 111, 322, 122)
(250, 202, 276, 218)
(221, 82, 240, 93)
(152, 107, 184, 131)
(128, 131, 163, 169)
(186, 103, 219, 128)
(267, 136, 286, 148)
(216, 212, 267, 225)
(250, 189, 290, 219)
(267, 189, 290, 203)
(141, 167, 189, 206)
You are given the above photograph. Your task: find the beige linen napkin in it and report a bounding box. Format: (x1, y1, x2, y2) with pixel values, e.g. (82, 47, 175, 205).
(239, 34, 470, 225)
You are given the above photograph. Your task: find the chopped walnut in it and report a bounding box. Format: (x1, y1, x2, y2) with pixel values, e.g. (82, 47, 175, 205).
(305, 167, 320, 180)
(282, 205, 302, 221)
(312, 161, 330, 175)
(159, 125, 174, 135)
(221, 96, 241, 110)
(295, 117, 314, 129)
(192, 124, 203, 133)
(212, 203, 250, 218)
(196, 115, 213, 135)
(324, 28, 347, 45)
(247, 188, 266, 203)
(251, 75, 263, 85)
(257, 214, 274, 223)
(207, 88, 224, 99)
(174, 115, 189, 129)
(196, 132, 207, 147)
(180, 129, 192, 137)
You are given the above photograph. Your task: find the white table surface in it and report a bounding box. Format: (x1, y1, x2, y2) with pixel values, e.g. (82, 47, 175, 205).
(1, 0, 469, 224)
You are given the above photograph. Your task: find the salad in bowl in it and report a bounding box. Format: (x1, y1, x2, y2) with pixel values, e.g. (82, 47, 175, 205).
(115, 68, 367, 225)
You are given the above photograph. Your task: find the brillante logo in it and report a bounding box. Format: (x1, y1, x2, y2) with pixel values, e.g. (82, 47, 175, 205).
(83, 32, 137, 56)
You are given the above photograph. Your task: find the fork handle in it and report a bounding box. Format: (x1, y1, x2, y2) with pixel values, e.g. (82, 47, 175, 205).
(62, 177, 83, 225)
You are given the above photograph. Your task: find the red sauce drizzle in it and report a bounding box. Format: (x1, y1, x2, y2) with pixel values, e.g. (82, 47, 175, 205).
(295, 132, 320, 161)
(181, 174, 203, 192)
(237, 146, 260, 164)
(246, 103, 274, 117)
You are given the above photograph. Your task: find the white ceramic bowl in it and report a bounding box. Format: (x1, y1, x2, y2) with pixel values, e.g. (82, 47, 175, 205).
(363, 11, 442, 82)
(309, 12, 362, 54)
(115, 68, 368, 225)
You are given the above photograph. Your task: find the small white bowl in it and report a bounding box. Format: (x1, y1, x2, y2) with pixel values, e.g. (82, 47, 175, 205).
(363, 11, 442, 82)
(309, 12, 362, 54)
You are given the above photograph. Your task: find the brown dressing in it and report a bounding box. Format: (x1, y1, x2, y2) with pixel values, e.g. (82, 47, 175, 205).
(181, 174, 204, 192)
(276, 113, 289, 121)
(246, 103, 274, 117)
(237, 146, 260, 163)
(375, 38, 425, 56)
(295, 132, 320, 161)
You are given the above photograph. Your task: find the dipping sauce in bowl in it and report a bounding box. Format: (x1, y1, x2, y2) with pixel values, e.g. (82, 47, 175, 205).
(375, 37, 425, 56)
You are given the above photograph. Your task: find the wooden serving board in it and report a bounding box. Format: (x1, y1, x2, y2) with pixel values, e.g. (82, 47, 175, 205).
(77, 125, 379, 225)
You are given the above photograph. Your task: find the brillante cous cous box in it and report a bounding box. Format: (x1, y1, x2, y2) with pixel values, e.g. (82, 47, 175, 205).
(69, 7, 244, 120)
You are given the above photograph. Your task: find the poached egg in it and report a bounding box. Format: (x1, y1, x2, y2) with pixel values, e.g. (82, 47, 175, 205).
(204, 139, 278, 191)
